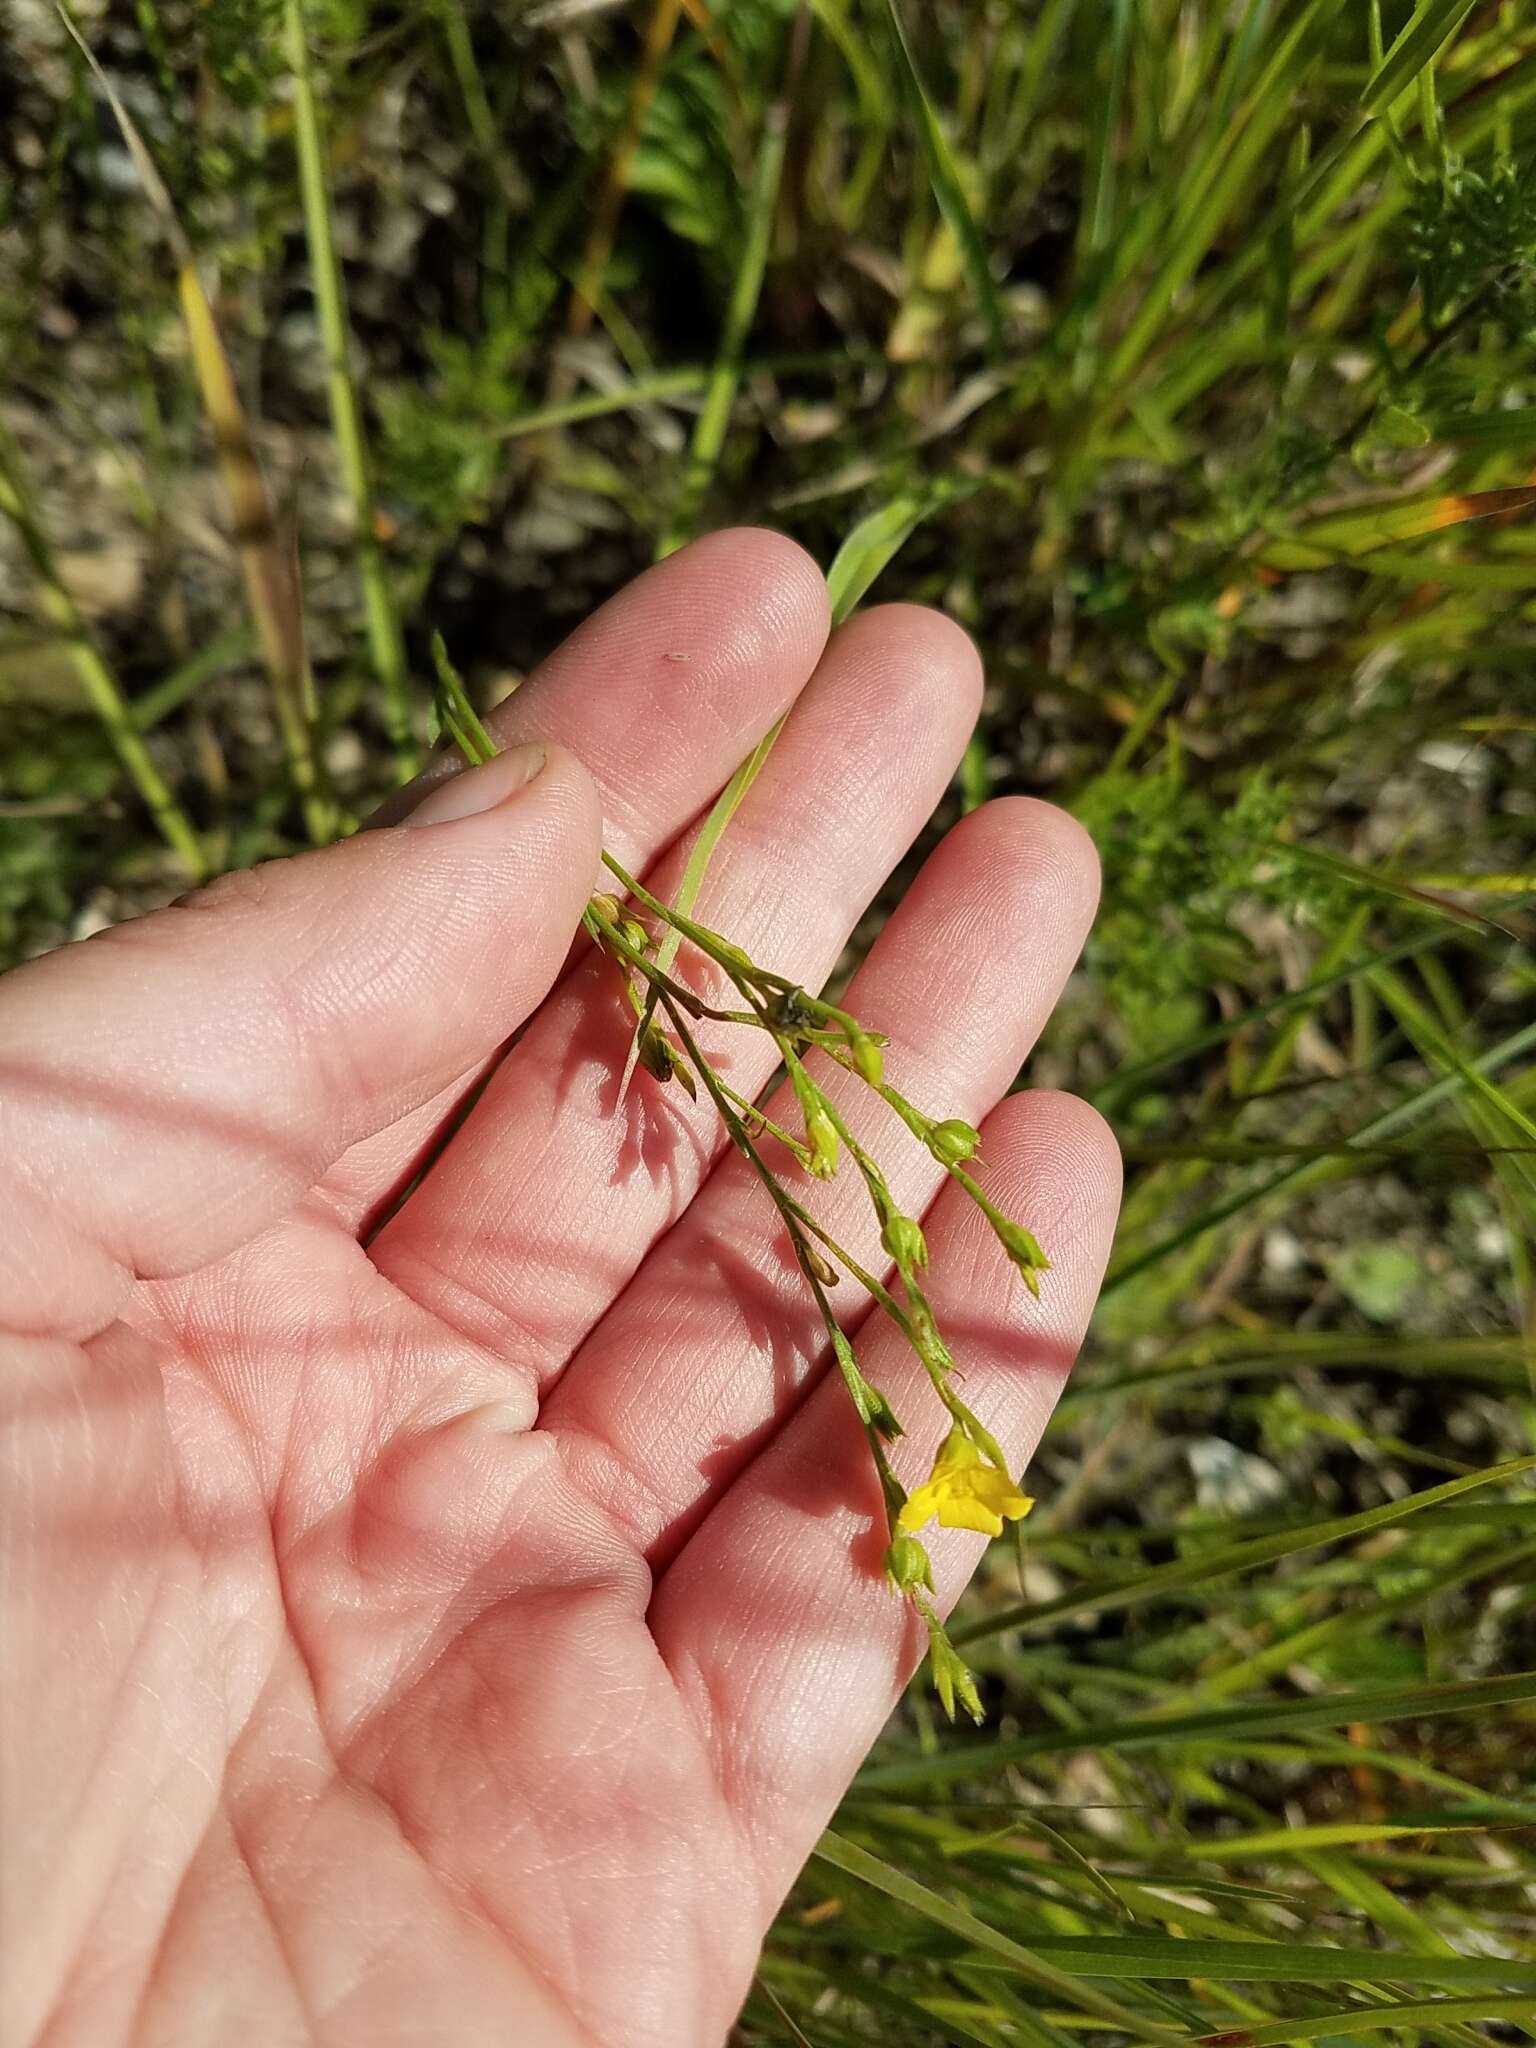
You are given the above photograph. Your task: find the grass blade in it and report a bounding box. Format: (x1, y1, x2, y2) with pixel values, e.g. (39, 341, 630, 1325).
(656, 11, 801, 555)
(956, 1455, 1536, 1644)
(813, 1831, 1185, 2040)
(860, 1671, 1536, 1787)
(614, 713, 784, 1102)
(988, 1938, 1536, 1991)
(1194, 1995, 1536, 2046)
(825, 478, 975, 623)
(1361, 0, 1480, 119)
(0, 422, 205, 879)
(283, 0, 417, 772)
(1105, 1016, 1536, 1292)
(59, 4, 331, 843)
(883, 0, 1003, 353)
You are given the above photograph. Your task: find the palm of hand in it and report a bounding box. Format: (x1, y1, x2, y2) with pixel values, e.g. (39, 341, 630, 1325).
(67, 1209, 751, 2048)
(4, 535, 1116, 2048)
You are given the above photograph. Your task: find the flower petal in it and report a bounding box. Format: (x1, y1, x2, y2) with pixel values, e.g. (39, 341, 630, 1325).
(897, 1484, 941, 1534)
(935, 1494, 1005, 1538)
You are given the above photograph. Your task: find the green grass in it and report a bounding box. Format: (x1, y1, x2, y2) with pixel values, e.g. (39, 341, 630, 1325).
(3, 0, 1535, 2040)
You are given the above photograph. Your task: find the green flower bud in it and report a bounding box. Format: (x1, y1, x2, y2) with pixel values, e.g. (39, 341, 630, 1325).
(589, 892, 625, 927)
(883, 1534, 934, 1596)
(881, 1211, 928, 1271)
(927, 1118, 981, 1167)
(862, 1380, 903, 1441)
(907, 1296, 954, 1375)
(850, 1032, 885, 1086)
(805, 1106, 840, 1180)
(994, 1216, 1049, 1295)
(619, 917, 650, 955)
(929, 1629, 985, 1724)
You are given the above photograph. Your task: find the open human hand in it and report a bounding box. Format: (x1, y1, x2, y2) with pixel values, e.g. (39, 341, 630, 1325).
(1, 531, 1119, 2048)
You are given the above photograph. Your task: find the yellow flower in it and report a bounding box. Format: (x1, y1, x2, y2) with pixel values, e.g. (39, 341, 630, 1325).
(897, 1427, 1034, 1540)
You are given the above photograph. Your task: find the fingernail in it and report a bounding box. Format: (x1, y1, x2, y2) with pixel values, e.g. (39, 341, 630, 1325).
(402, 743, 547, 827)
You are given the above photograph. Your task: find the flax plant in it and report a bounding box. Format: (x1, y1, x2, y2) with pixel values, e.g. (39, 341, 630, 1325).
(432, 641, 1047, 1721)
(12, 2, 1536, 2038)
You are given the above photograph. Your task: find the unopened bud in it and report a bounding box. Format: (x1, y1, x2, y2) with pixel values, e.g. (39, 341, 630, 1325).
(863, 1380, 903, 1440)
(927, 1118, 981, 1167)
(849, 1032, 885, 1086)
(884, 1535, 934, 1595)
(881, 1211, 928, 1271)
(589, 892, 625, 927)
(619, 917, 650, 955)
(929, 1631, 985, 1724)
(805, 1107, 840, 1181)
(840, 1345, 903, 1438)
(994, 1216, 1049, 1295)
(909, 1298, 954, 1376)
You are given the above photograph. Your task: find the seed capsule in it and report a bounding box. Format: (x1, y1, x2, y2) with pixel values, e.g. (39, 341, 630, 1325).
(883, 1534, 935, 1595)
(881, 1211, 928, 1271)
(927, 1117, 981, 1167)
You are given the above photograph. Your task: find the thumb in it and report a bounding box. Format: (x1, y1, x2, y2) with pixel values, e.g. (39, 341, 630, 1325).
(0, 742, 601, 1340)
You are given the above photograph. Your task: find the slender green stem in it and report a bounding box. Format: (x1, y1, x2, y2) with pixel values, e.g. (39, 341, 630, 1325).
(585, 906, 760, 1027)
(0, 426, 205, 880)
(131, 623, 252, 735)
(655, 987, 906, 1492)
(498, 354, 872, 441)
(284, 0, 417, 772)
(434, 0, 497, 160)
(655, 12, 804, 556)
(713, 1075, 809, 1160)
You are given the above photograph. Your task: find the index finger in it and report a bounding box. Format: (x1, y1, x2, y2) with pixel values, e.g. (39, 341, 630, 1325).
(324, 528, 830, 1224)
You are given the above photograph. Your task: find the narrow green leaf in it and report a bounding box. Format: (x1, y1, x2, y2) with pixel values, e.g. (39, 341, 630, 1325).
(656, 89, 789, 555)
(1190, 1817, 1524, 1858)
(1420, 403, 1536, 448)
(859, 1671, 1536, 1788)
(1105, 1015, 1536, 1291)
(1078, 0, 1132, 258)
(1370, 966, 1536, 1142)
(812, 1832, 1185, 2041)
(1009, 1937, 1535, 1990)
(618, 715, 787, 1099)
(1361, 0, 1479, 118)
(1276, 840, 1517, 939)
(430, 633, 497, 764)
(825, 479, 974, 625)
(883, 0, 1003, 352)
(131, 623, 252, 733)
(964, 1811, 1134, 1921)
(1092, 930, 1440, 1113)
(1056, 1335, 1533, 1406)
(1260, 484, 1536, 564)
(1193, 1994, 1536, 2046)
(956, 1455, 1536, 1644)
